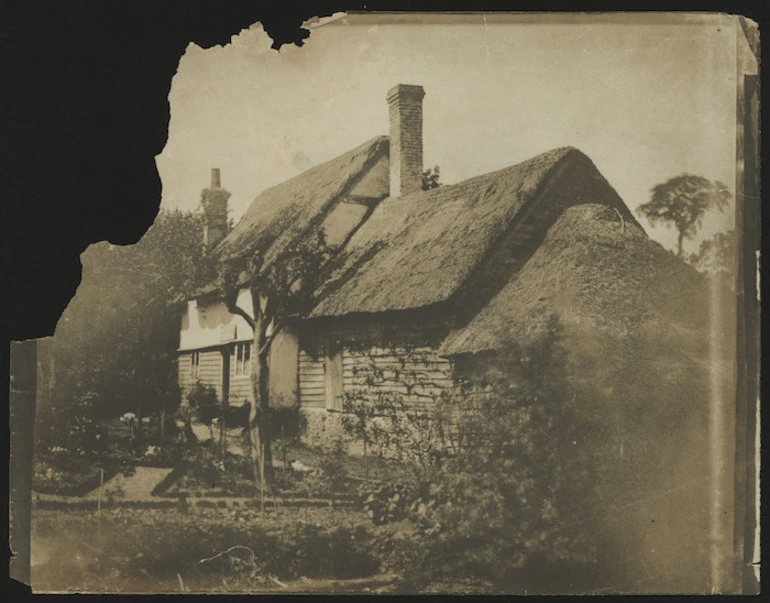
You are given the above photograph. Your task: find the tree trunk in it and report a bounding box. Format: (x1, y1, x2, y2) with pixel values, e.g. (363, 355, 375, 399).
(677, 231, 685, 258)
(249, 293, 274, 483)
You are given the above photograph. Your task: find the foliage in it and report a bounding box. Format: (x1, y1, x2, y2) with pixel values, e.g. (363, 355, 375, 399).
(428, 328, 595, 586)
(687, 228, 736, 285)
(181, 445, 234, 490)
(185, 383, 221, 425)
(39, 209, 210, 465)
(34, 389, 109, 474)
(341, 350, 449, 485)
(351, 318, 600, 591)
(357, 482, 413, 525)
(220, 229, 332, 328)
(342, 391, 444, 484)
(217, 228, 333, 481)
(422, 165, 441, 190)
(636, 174, 731, 257)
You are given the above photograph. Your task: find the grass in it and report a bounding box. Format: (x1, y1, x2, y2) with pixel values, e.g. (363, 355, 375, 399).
(30, 436, 498, 593)
(31, 503, 501, 594)
(31, 505, 382, 594)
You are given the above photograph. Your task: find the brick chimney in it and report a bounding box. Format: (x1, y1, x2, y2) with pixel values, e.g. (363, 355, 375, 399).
(387, 84, 425, 197)
(201, 168, 230, 250)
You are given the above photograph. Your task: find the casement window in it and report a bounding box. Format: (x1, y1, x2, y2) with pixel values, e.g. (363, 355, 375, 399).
(234, 342, 252, 376)
(190, 352, 200, 379)
(324, 340, 344, 411)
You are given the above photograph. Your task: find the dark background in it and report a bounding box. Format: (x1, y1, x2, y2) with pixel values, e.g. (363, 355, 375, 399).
(2, 1, 766, 599)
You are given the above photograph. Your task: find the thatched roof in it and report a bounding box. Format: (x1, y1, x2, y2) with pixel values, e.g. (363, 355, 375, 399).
(310, 147, 633, 318)
(439, 204, 709, 356)
(215, 136, 388, 266)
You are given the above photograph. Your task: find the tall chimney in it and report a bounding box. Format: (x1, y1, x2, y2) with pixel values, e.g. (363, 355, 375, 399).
(201, 168, 230, 251)
(387, 84, 425, 197)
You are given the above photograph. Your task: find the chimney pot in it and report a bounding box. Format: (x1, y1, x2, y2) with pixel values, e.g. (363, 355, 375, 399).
(211, 168, 221, 189)
(387, 84, 425, 197)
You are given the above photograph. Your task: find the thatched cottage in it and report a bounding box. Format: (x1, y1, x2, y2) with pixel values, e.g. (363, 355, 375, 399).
(176, 83, 724, 591)
(177, 83, 707, 447)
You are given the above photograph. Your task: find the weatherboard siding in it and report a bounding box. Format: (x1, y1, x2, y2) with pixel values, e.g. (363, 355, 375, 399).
(229, 375, 253, 405)
(198, 350, 224, 399)
(178, 355, 192, 394)
(299, 349, 326, 409)
(177, 350, 224, 399)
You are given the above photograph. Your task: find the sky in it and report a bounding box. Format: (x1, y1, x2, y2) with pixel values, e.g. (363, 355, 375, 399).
(156, 13, 740, 257)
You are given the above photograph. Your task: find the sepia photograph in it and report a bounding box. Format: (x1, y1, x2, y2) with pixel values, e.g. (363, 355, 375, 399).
(15, 12, 759, 594)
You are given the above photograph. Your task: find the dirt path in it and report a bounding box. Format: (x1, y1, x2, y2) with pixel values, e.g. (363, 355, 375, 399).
(90, 466, 174, 500)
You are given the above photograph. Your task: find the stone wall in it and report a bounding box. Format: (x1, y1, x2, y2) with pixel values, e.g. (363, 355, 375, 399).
(297, 319, 455, 451)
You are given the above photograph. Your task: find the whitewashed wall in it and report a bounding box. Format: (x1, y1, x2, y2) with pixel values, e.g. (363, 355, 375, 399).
(178, 288, 254, 351)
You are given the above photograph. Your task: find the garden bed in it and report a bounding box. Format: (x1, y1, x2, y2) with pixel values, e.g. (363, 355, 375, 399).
(32, 465, 115, 497)
(158, 440, 412, 502)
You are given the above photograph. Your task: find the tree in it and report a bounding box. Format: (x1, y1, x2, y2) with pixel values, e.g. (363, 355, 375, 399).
(637, 174, 731, 258)
(422, 165, 441, 190)
(687, 229, 736, 284)
(41, 209, 209, 464)
(218, 230, 331, 482)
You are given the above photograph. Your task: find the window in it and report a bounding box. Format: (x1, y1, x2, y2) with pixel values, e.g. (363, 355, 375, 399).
(190, 352, 200, 379)
(234, 342, 251, 376)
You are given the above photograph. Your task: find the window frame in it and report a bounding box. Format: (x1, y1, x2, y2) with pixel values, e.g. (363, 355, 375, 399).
(234, 342, 252, 376)
(190, 351, 200, 379)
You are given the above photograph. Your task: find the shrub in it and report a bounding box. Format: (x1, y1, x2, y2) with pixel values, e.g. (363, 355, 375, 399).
(357, 482, 413, 525)
(379, 317, 600, 591)
(185, 383, 221, 425)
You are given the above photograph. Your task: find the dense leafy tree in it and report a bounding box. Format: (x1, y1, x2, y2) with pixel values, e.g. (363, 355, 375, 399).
(637, 174, 731, 258)
(38, 209, 210, 462)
